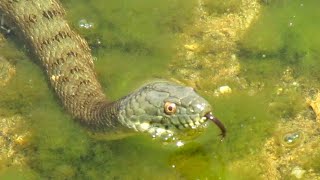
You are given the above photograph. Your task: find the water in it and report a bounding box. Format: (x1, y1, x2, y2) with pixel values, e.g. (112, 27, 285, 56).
(0, 0, 320, 179)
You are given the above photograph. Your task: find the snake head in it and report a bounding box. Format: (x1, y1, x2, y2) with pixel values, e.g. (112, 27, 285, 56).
(118, 81, 226, 140)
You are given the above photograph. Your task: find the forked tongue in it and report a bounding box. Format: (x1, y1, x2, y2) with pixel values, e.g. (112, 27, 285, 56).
(205, 112, 226, 139)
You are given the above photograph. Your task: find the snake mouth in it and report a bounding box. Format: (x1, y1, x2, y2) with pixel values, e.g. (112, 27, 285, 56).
(204, 112, 226, 138)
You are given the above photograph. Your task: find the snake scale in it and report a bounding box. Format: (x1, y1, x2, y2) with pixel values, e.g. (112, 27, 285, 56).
(0, 0, 226, 140)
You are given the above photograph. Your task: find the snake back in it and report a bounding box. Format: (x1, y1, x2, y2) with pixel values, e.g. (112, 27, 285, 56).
(0, 0, 118, 128)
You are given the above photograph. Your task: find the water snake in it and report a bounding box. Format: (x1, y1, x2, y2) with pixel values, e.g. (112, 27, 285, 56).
(0, 0, 226, 140)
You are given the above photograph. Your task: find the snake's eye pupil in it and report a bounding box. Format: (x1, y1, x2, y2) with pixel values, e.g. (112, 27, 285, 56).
(164, 102, 177, 115)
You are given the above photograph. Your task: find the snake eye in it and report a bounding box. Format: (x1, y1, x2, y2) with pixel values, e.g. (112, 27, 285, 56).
(164, 102, 177, 115)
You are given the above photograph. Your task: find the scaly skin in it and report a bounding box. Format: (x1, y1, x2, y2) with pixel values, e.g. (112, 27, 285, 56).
(0, 0, 225, 139)
(0, 0, 121, 130)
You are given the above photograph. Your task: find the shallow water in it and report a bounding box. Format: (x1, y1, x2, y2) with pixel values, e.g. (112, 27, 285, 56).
(0, 0, 320, 179)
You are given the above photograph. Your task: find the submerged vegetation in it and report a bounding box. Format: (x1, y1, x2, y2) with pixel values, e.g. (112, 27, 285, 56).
(63, 0, 200, 99)
(0, 0, 319, 179)
(202, 0, 242, 14)
(238, 0, 320, 80)
(236, 0, 320, 178)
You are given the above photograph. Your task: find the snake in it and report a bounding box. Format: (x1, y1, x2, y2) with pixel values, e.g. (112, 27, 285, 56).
(0, 0, 226, 140)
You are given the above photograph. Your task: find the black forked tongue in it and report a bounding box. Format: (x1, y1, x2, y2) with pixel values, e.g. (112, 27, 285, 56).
(205, 112, 226, 139)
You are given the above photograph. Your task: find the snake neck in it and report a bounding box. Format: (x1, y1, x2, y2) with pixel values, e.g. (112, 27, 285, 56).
(84, 100, 120, 129)
(0, 0, 128, 131)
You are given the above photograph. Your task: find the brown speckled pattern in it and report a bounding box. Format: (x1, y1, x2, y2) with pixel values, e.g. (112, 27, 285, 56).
(0, 0, 120, 129)
(0, 0, 219, 139)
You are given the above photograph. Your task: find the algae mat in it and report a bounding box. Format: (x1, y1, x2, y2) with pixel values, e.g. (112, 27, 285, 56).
(0, 0, 320, 179)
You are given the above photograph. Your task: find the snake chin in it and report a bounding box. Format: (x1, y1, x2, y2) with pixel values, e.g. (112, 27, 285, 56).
(142, 117, 210, 142)
(149, 123, 209, 143)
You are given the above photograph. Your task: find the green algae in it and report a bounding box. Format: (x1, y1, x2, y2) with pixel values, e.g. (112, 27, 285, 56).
(239, 0, 320, 80)
(236, 0, 320, 178)
(62, 0, 199, 99)
(0, 166, 39, 180)
(1, 0, 320, 179)
(210, 92, 276, 157)
(163, 90, 280, 179)
(2, 0, 205, 179)
(303, 151, 320, 173)
(203, 0, 242, 14)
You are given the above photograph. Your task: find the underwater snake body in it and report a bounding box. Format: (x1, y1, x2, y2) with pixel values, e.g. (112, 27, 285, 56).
(0, 0, 226, 139)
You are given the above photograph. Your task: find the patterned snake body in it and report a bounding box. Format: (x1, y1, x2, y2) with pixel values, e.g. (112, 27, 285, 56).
(0, 0, 226, 140)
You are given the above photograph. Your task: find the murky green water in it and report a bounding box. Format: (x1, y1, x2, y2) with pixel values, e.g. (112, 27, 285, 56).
(0, 0, 320, 179)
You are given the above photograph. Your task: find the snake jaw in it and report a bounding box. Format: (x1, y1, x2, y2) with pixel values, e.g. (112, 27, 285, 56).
(117, 81, 227, 141)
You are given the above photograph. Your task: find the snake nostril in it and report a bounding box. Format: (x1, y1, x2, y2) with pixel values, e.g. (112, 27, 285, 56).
(174, 124, 182, 129)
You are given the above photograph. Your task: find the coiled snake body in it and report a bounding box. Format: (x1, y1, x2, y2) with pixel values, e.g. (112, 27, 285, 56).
(0, 0, 225, 140)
